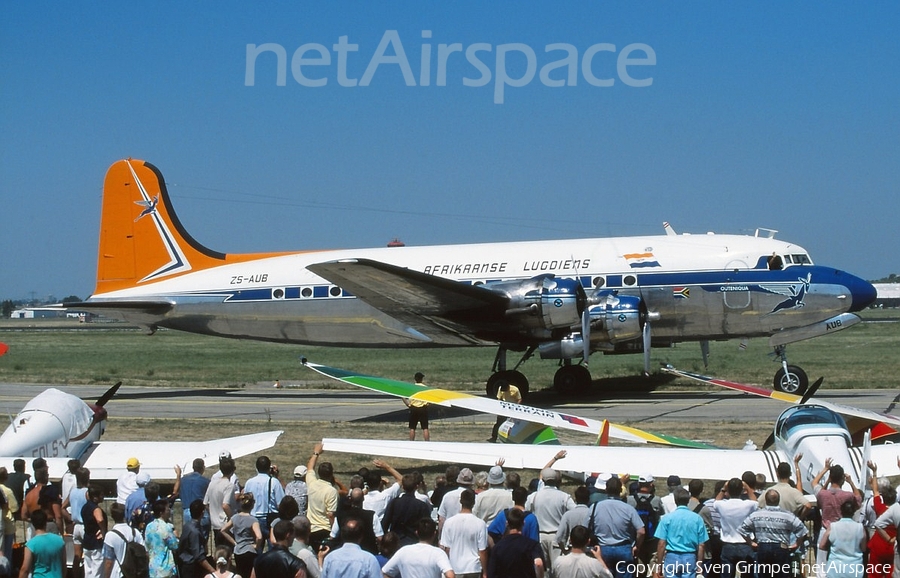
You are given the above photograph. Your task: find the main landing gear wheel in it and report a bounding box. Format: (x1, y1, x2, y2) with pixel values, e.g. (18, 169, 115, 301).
(774, 365, 809, 395)
(486, 371, 530, 400)
(554, 365, 592, 395)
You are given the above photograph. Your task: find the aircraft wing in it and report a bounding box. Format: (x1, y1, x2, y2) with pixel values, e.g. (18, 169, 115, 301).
(304, 362, 712, 448)
(661, 365, 900, 440)
(307, 258, 504, 345)
(75, 430, 283, 480)
(323, 438, 782, 480)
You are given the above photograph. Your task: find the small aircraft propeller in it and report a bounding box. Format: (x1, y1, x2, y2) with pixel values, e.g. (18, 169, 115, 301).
(577, 284, 601, 366)
(581, 307, 592, 364)
(94, 381, 122, 407)
(640, 307, 659, 376)
(642, 321, 652, 375)
(799, 377, 825, 405)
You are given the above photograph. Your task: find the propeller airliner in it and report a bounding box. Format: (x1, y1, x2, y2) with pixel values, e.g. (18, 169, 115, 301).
(0, 383, 282, 480)
(76, 159, 877, 396)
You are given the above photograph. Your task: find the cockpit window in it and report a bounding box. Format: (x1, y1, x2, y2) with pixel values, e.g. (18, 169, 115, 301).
(790, 254, 812, 265)
(776, 405, 847, 439)
(767, 254, 783, 271)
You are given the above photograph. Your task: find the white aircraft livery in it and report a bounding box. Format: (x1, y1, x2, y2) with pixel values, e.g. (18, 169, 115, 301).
(78, 159, 876, 395)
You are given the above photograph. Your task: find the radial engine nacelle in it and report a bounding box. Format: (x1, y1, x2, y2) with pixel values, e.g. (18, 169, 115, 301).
(539, 292, 644, 359)
(492, 276, 585, 333)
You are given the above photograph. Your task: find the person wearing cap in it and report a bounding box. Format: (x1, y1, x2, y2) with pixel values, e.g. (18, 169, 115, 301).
(124, 472, 152, 523)
(403, 372, 431, 441)
(626, 474, 663, 568)
(525, 455, 575, 575)
(473, 462, 514, 524)
(438, 468, 476, 533)
(115, 457, 141, 505)
(116, 457, 141, 506)
(488, 380, 522, 443)
(211, 451, 242, 499)
(587, 475, 645, 578)
(285, 465, 309, 515)
(661, 475, 684, 515)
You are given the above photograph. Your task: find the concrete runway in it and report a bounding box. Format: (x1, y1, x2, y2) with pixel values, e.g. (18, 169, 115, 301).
(1, 381, 898, 427)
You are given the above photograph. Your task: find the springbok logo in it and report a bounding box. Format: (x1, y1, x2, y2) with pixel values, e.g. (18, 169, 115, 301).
(760, 273, 812, 314)
(127, 160, 192, 283)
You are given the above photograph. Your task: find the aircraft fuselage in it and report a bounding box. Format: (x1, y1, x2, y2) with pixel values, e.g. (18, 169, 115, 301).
(89, 234, 872, 349)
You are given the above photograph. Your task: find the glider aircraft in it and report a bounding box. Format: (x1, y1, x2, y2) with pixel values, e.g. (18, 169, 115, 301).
(310, 361, 900, 490)
(0, 383, 282, 480)
(76, 159, 876, 396)
(301, 360, 712, 449)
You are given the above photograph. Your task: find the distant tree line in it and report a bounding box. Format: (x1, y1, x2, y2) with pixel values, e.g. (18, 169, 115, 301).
(1, 295, 81, 318)
(873, 274, 900, 283)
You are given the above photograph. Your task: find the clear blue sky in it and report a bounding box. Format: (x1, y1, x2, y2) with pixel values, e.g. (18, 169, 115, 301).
(2, 2, 897, 301)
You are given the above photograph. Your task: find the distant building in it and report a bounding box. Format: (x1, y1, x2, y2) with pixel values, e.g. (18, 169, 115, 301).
(873, 283, 900, 308)
(9, 307, 67, 319)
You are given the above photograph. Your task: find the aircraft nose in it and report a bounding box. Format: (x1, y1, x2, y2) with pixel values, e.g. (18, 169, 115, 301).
(845, 273, 877, 312)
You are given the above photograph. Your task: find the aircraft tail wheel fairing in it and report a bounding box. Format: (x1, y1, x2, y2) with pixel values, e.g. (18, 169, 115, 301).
(486, 371, 530, 400)
(774, 365, 809, 395)
(554, 365, 592, 395)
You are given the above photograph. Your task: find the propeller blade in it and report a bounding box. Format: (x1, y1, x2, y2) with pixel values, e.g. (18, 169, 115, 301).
(95, 381, 122, 407)
(761, 431, 776, 451)
(700, 341, 710, 368)
(799, 377, 825, 405)
(642, 320, 652, 375)
(582, 308, 591, 365)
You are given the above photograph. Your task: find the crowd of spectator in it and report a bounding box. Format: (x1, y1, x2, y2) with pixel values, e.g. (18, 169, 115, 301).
(1, 445, 897, 578)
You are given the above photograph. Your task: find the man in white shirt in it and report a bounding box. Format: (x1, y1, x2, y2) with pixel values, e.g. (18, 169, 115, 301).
(383, 518, 455, 578)
(102, 502, 144, 578)
(440, 490, 487, 578)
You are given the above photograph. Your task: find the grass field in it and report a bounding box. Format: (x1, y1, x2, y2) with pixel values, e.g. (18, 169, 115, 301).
(0, 309, 897, 392)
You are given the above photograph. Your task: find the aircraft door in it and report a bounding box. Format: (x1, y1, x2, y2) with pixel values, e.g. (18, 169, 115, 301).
(723, 260, 750, 309)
